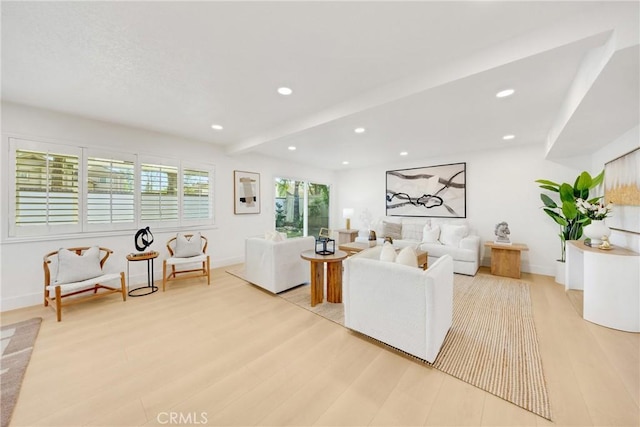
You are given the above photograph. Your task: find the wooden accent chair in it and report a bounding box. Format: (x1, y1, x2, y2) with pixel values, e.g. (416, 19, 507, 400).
(162, 233, 211, 291)
(43, 246, 126, 322)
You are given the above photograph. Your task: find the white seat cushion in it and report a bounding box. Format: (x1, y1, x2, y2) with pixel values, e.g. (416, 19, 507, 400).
(420, 242, 477, 262)
(46, 273, 122, 297)
(165, 254, 208, 265)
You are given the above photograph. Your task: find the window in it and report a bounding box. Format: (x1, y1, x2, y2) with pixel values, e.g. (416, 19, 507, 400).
(87, 155, 135, 228)
(182, 167, 211, 221)
(274, 178, 330, 237)
(140, 162, 179, 223)
(10, 139, 82, 236)
(307, 182, 330, 237)
(8, 138, 215, 238)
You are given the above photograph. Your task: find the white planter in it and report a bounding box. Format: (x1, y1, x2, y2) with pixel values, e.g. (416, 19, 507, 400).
(583, 220, 611, 246)
(555, 260, 565, 285)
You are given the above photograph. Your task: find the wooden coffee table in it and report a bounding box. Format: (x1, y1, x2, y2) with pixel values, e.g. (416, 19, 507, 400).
(338, 242, 428, 270)
(300, 250, 348, 306)
(338, 241, 374, 255)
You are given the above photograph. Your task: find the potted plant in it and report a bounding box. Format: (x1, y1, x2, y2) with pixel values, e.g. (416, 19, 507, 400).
(535, 170, 603, 283)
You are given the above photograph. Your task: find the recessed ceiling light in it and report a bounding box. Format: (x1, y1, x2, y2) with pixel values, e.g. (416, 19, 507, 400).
(277, 87, 293, 96)
(502, 134, 515, 140)
(354, 127, 366, 134)
(400, 151, 408, 156)
(496, 89, 515, 98)
(211, 124, 223, 130)
(288, 146, 296, 151)
(342, 161, 349, 165)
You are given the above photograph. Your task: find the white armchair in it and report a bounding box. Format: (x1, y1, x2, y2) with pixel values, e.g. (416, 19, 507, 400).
(244, 236, 315, 294)
(343, 246, 453, 363)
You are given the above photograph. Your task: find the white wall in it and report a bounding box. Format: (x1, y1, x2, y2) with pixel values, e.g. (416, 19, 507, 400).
(2, 101, 636, 311)
(591, 125, 640, 253)
(0, 102, 335, 310)
(334, 143, 593, 276)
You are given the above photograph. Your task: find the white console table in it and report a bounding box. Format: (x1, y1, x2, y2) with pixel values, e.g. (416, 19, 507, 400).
(565, 240, 639, 332)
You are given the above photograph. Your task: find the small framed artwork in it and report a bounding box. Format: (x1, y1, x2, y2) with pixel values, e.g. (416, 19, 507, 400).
(234, 170, 260, 214)
(386, 162, 466, 218)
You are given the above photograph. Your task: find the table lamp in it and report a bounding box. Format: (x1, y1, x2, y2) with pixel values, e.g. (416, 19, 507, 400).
(343, 208, 354, 230)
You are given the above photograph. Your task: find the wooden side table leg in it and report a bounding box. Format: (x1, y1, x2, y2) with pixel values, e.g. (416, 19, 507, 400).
(326, 261, 343, 303)
(514, 252, 522, 279)
(490, 248, 499, 276)
(310, 262, 324, 307)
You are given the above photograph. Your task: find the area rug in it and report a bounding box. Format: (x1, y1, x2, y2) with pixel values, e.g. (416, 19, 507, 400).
(1, 318, 42, 427)
(226, 267, 551, 420)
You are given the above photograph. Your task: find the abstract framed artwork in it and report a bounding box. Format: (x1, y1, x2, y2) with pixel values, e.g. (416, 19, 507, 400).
(604, 147, 639, 234)
(234, 170, 260, 214)
(386, 162, 466, 218)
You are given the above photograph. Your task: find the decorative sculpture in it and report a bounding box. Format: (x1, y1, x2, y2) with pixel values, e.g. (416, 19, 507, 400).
(134, 227, 154, 252)
(494, 221, 511, 244)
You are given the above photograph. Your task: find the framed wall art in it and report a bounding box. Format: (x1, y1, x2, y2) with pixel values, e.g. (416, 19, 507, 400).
(234, 170, 260, 214)
(386, 162, 466, 218)
(604, 147, 639, 234)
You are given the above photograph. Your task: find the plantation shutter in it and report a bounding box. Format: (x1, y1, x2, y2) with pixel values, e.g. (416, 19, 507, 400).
(140, 163, 178, 222)
(15, 148, 79, 227)
(87, 156, 135, 225)
(183, 168, 210, 220)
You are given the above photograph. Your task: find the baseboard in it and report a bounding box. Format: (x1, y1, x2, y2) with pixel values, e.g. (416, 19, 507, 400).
(480, 260, 555, 278)
(1, 292, 42, 312)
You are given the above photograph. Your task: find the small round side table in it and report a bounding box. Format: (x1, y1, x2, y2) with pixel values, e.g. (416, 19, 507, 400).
(126, 251, 159, 296)
(300, 250, 348, 306)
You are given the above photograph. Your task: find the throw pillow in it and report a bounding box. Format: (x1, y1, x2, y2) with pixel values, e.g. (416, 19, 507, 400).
(382, 221, 402, 240)
(396, 246, 418, 268)
(422, 224, 441, 243)
(401, 222, 425, 241)
(174, 232, 203, 257)
(56, 246, 103, 284)
(439, 224, 468, 247)
(379, 242, 397, 262)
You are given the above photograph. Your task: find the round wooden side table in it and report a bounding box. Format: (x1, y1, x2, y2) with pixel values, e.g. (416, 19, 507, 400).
(300, 250, 348, 306)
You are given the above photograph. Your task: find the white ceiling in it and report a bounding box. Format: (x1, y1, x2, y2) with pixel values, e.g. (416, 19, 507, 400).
(2, 1, 639, 169)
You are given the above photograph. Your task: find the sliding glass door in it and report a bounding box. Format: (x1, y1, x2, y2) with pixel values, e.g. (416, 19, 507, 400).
(274, 178, 329, 238)
(307, 183, 329, 237)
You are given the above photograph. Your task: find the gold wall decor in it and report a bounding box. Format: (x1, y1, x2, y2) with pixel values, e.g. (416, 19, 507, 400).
(604, 147, 640, 234)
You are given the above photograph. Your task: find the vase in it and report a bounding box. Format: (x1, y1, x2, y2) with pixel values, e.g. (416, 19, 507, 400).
(583, 220, 611, 246)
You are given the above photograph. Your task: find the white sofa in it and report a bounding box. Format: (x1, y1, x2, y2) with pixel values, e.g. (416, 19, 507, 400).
(343, 246, 454, 363)
(356, 216, 480, 275)
(244, 235, 315, 294)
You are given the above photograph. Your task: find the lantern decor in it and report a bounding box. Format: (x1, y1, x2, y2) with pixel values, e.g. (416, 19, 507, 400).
(315, 228, 335, 255)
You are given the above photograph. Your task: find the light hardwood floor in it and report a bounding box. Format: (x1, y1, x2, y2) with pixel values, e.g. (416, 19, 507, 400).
(2, 266, 638, 426)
